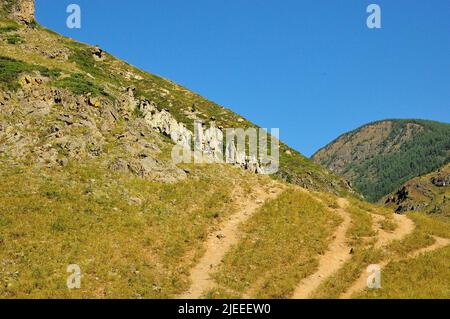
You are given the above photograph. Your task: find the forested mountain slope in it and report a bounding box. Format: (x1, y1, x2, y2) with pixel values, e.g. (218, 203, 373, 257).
(312, 119, 450, 202)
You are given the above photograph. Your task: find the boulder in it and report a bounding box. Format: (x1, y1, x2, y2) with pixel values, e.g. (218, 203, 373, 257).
(92, 45, 105, 61)
(431, 175, 450, 187)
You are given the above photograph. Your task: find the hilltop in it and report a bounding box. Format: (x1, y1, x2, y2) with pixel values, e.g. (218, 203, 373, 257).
(312, 119, 450, 202)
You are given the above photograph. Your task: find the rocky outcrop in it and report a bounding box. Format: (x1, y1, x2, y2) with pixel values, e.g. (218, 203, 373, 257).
(431, 174, 450, 187)
(383, 164, 450, 216)
(0, 74, 187, 183)
(1, 70, 277, 182)
(136, 92, 278, 175)
(1, 0, 35, 24)
(385, 186, 409, 206)
(92, 45, 106, 61)
(139, 98, 192, 150)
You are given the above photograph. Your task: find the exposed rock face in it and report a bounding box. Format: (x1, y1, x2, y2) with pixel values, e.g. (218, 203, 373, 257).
(1, 0, 35, 24)
(431, 174, 450, 187)
(138, 94, 278, 175)
(139, 98, 192, 150)
(0, 73, 187, 183)
(0, 69, 277, 183)
(385, 186, 414, 213)
(385, 186, 409, 205)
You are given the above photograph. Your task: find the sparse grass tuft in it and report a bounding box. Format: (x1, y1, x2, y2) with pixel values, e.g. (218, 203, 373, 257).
(53, 73, 109, 98)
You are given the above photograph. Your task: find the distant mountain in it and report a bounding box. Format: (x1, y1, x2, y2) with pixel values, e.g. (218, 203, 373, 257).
(312, 119, 450, 202)
(384, 163, 449, 217)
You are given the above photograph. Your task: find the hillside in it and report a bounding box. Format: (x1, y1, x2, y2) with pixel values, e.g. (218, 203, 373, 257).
(384, 163, 450, 217)
(0, 1, 353, 196)
(312, 119, 450, 202)
(1, 1, 449, 299)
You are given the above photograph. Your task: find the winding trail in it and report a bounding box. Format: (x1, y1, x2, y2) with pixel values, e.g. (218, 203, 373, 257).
(341, 234, 449, 299)
(408, 236, 450, 258)
(340, 213, 415, 298)
(178, 182, 284, 299)
(372, 213, 415, 249)
(292, 198, 352, 299)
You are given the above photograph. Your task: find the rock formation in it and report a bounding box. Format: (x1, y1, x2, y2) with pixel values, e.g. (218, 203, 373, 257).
(431, 174, 450, 187)
(1, 0, 35, 24)
(136, 93, 279, 175)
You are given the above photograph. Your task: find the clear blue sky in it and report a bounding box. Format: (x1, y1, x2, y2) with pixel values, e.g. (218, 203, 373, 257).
(36, 0, 450, 157)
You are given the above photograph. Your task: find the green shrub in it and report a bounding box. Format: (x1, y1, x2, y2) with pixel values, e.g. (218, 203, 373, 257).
(0, 56, 58, 90)
(28, 19, 38, 29)
(6, 34, 22, 44)
(69, 47, 106, 79)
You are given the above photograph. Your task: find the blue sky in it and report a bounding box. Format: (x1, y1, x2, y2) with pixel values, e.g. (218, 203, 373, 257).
(36, 0, 450, 156)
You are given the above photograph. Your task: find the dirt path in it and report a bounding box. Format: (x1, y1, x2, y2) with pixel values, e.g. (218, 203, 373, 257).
(408, 236, 450, 258)
(340, 215, 450, 299)
(372, 213, 415, 249)
(178, 182, 284, 299)
(291, 198, 352, 299)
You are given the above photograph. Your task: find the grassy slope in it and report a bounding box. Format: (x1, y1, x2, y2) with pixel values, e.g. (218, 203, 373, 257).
(0, 160, 274, 298)
(355, 212, 450, 299)
(311, 202, 450, 299)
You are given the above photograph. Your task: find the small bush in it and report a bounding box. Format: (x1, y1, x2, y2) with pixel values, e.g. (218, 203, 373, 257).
(6, 34, 23, 44)
(69, 47, 106, 79)
(28, 19, 38, 29)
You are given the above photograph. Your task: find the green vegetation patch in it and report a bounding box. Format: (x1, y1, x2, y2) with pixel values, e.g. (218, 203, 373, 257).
(5, 33, 22, 44)
(69, 47, 103, 77)
(53, 73, 109, 98)
(0, 56, 59, 90)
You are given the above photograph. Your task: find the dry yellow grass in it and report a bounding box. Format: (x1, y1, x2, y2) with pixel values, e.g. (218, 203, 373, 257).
(0, 160, 270, 298)
(206, 188, 342, 299)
